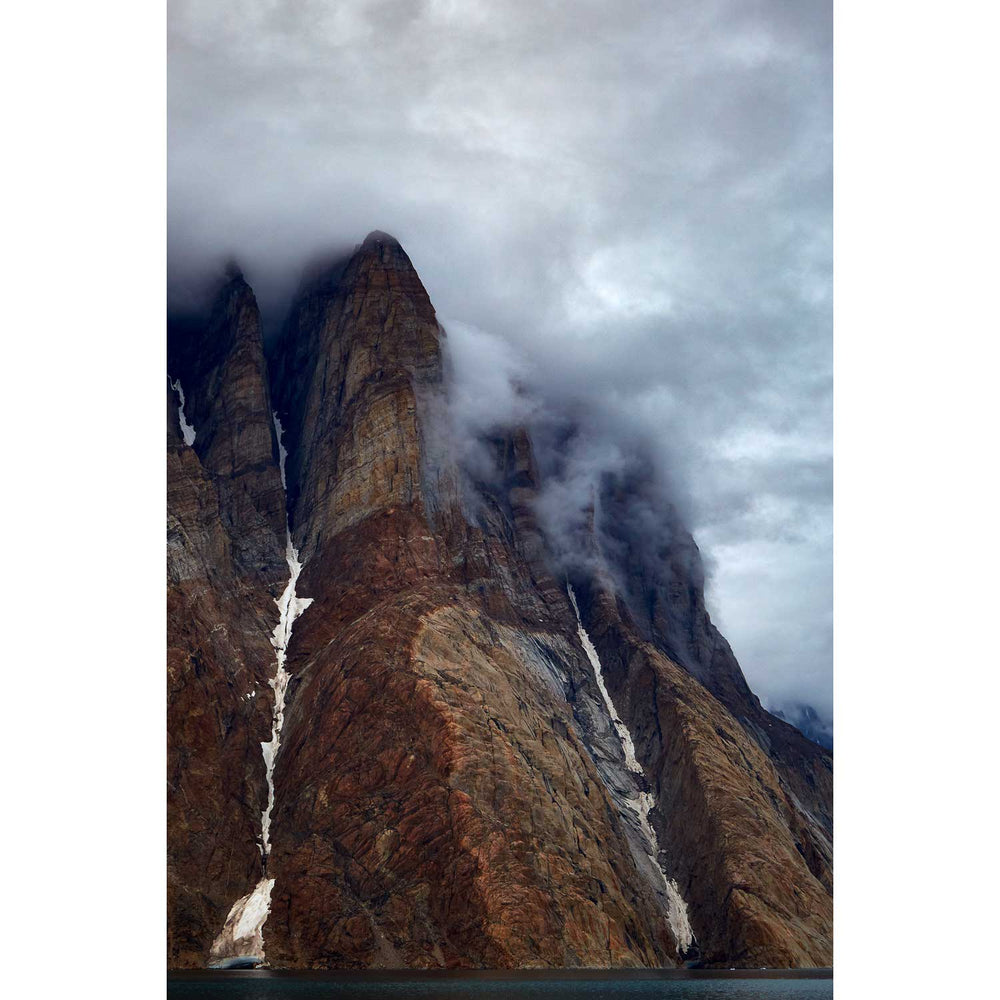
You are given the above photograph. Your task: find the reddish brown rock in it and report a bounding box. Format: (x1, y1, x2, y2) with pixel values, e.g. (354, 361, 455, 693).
(167, 231, 832, 970)
(270, 232, 448, 557)
(265, 576, 677, 968)
(262, 233, 680, 966)
(572, 581, 832, 967)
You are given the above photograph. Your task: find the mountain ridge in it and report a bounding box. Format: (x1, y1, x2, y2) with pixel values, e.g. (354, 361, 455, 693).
(167, 231, 832, 969)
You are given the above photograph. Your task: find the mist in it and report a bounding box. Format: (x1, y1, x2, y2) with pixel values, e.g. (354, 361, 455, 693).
(169, 0, 832, 725)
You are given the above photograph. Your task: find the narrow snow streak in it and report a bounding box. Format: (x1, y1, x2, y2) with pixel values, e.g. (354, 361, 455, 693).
(272, 412, 288, 489)
(260, 414, 313, 860)
(567, 586, 643, 776)
(169, 378, 197, 446)
(212, 413, 311, 968)
(259, 529, 313, 858)
(567, 584, 695, 956)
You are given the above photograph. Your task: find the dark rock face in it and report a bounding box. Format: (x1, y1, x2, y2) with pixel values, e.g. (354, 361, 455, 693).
(593, 474, 833, 846)
(167, 232, 832, 969)
(771, 705, 833, 750)
(167, 278, 287, 966)
(169, 273, 288, 581)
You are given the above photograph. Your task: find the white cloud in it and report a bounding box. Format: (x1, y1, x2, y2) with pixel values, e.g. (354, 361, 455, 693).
(169, 0, 833, 723)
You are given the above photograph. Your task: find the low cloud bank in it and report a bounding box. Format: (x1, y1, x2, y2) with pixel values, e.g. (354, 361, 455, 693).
(169, 0, 832, 724)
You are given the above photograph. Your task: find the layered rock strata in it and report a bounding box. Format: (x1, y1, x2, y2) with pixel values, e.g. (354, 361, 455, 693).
(167, 232, 833, 969)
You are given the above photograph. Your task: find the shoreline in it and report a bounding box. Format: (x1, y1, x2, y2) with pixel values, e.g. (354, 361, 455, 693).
(169, 968, 833, 981)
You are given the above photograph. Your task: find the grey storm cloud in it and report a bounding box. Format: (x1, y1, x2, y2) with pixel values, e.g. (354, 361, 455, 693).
(168, 0, 832, 724)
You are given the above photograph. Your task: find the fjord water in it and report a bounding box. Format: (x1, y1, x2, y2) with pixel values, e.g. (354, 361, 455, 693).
(168, 971, 833, 1000)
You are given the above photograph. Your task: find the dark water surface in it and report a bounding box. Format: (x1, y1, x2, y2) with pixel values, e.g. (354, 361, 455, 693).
(168, 970, 833, 1000)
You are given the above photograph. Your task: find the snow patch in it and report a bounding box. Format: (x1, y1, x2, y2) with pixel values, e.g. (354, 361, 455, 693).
(272, 412, 288, 489)
(568, 584, 696, 957)
(208, 877, 274, 967)
(169, 377, 197, 446)
(568, 585, 643, 775)
(213, 411, 312, 966)
(259, 534, 313, 858)
(260, 414, 313, 861)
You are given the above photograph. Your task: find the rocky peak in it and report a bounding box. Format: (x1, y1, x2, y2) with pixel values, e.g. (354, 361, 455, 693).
(269, 233, 446, 561)
(360, 228, 402, 251)
(168, 272, 286, 582)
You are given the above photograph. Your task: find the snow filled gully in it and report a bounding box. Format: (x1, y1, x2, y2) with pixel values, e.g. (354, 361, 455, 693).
(567, 585, 696, 958)
(169, 377, 197, 446)
(209, 414, 312, 969)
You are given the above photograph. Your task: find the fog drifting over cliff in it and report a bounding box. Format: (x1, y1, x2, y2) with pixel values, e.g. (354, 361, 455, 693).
(169, 0, 832, 723)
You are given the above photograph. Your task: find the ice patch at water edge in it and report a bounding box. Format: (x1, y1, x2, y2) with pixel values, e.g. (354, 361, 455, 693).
(568, 584, 695, 956)
(662, 876, 695, 955)
(632, 789, 695, 954)
(169, 378, 197, 446)
(208, 877, 275, 967)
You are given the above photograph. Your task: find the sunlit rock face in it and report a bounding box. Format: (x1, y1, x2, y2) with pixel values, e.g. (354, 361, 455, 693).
(269, 231, 451, 558)
(167, 232, 832, 970)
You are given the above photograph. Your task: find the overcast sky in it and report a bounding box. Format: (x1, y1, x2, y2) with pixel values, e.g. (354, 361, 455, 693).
(169, 0, 832, 723)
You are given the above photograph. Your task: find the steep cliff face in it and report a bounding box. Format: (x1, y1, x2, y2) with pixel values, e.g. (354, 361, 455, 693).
(169, 272, 288, 581)
(262, 233, 678, 967)
(567, 579, 832, 967)
(167, 276, 287, 966)
(269, 232, 449, 558)
(167, 232, 832, 969)
(598, 478, 834, 842)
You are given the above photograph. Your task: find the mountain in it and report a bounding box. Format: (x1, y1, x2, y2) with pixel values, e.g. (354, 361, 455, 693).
(167, 232, 832, 970)
(771, 704, 834, 751)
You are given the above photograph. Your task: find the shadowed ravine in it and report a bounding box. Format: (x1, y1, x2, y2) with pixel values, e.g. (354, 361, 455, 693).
(207, 414, 314, 968)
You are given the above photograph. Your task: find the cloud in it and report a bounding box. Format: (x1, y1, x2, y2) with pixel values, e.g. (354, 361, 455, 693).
(169, 0, 832, 724)
(441, 320, 537, 440)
